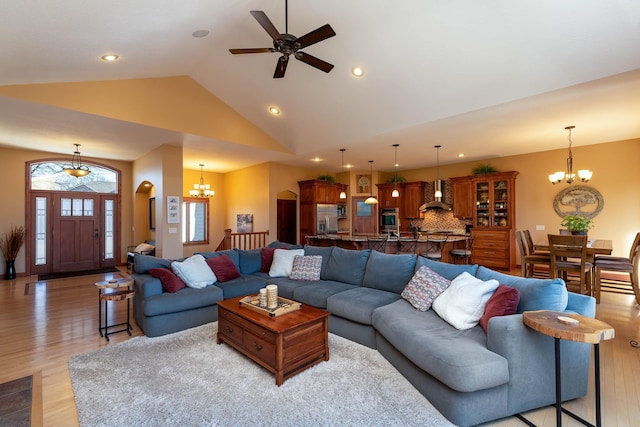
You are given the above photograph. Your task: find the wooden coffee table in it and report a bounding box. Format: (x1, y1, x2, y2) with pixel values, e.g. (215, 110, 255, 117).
(217, 296, 330, 386)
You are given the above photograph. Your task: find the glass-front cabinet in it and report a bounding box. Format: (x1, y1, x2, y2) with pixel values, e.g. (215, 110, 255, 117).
(474, 179, 512, 228)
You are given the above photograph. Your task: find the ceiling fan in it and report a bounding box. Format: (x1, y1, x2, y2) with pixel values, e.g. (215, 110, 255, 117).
(229, 0, 336, 78)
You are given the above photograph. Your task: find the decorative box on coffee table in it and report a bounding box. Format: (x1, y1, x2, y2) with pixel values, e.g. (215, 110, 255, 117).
(217, 296, 330, 386)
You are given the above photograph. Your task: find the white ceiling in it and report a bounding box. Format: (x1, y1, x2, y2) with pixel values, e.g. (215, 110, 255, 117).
(1, 0, 639, 173)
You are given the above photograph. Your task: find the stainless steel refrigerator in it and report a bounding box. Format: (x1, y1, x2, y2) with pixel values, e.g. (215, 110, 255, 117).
(316, 204, 339, 234)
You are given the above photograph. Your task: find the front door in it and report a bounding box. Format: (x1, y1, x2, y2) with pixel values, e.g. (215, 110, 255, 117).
(53, 194, 102, 272)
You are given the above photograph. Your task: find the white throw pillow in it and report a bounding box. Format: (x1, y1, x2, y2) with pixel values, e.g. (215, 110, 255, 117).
(269, 249, 305, 277)
(133, 242, 155, 253)
(171, 254, 217, 289)
(432, 272, 499, 330)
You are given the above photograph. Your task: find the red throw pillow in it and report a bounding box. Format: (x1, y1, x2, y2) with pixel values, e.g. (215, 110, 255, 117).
(261, 247, 286, 273)
(206, 254, 241, 282)
(149, 267, 186, 293)
(480, 284, 520, 334)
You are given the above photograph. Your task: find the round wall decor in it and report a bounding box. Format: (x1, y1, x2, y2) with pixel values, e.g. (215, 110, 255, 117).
(553, 185, 604, 219)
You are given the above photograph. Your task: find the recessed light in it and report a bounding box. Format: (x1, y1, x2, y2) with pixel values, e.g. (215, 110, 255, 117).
(192, 29, 210, 38)
(101, 54, 119, 62)
(312, 157, 322, 162)
(352, 67, 364, 77)
(458, 153, 465, 158)
(268, 106, 281, 115)
(345, 164, 354, 169)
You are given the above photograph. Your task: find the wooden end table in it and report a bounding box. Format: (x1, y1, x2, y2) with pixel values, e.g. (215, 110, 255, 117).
(94, 278, 135, 341)
(217, 296, 330, 386)
(522, 310, 615, 427)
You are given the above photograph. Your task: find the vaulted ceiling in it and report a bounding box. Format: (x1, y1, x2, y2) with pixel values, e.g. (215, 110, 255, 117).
(1, 1, 639, 173)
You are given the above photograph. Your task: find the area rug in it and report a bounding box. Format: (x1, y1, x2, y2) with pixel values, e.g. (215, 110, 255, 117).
(0, 375, 31, 426)
(69, 323, 455, 427)
(38, 267, 119, 281)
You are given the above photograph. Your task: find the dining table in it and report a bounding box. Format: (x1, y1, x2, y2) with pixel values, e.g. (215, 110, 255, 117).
(535, 238, 613, 262)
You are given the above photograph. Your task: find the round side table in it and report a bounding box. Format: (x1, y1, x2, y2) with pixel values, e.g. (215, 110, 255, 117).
(522, 310, 614, 427)
(95, 278, 135, 342)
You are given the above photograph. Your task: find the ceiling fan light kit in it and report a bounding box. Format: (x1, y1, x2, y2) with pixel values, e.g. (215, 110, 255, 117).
(229, 0, 336, 78)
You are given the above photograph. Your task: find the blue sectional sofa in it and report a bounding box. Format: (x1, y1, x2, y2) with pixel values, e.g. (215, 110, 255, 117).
(132, 244, 595, 427)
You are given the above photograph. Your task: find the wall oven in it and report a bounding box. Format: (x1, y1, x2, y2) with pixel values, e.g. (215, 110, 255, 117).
(380, 208, 399, 233)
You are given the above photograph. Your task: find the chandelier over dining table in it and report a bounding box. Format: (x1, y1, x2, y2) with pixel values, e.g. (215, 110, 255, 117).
(548, 126, 593, 184)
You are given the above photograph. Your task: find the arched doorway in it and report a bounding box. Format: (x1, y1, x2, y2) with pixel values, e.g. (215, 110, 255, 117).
(26, 159, 121, 275)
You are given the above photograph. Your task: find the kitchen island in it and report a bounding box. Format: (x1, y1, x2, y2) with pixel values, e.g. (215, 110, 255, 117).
(306, 232, 470, 263)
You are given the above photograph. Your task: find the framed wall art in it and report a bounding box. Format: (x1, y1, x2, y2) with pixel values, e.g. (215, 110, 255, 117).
(167, 196, 180, 224)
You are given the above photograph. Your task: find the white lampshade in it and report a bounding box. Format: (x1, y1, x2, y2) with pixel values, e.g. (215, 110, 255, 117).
(364, 196, 378, 205)
(339, 191, 347, 199)
(578, 169, 592, 182)
(392, 189, 399, 198)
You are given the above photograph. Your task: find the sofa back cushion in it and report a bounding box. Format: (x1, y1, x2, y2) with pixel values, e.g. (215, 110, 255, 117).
(475, 266, 568, 313)
(415, 257, 478, 280)
(238, 249, 262, 274)
(362, 251, 416, 293)
(304, 245, 334, 278)
(268, 241, 303, 249)
(134, 254, 173, 274)
(323, 247, 371, 286)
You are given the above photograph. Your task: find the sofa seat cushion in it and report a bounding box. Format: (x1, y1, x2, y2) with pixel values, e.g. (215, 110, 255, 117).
(476, 266, 568, 313)
(372, 299, 509, 393)
(362, 251, 416, 293)
(327, 287, 401, 325)
(293, 280, 358, 308)
(265, 277, 315, 299)
(143, 284, 223, 317)
(213, 274, 267, 299)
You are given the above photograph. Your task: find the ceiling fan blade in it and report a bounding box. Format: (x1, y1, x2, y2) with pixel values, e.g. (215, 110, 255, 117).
(295, 24, 336, 49)
(274, 56, 289, 78)
(229, 48, 274, 54)
(250, 11, 282, 41)
(295, 52, 334, 73)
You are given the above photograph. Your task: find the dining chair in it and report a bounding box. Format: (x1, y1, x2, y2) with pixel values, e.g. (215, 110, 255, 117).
(367, 236, 388, 253)
(397, 238, 418, 254)
(515, 231, 550, 278)
(547, 234, 593, 295)
(594, 232, 640, 304)
(450, 235, 474, 265)
(523, 229, 549, 256)
(423, 233, 449, 261)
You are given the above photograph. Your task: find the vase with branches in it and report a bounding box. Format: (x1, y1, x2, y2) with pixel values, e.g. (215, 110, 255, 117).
(1, 225, 25, 280)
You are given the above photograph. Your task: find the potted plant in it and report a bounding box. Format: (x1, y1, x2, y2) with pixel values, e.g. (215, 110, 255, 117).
(317, 174, 336, 183)
(471, 164, 498, 176)
(560, 215, 593, 235)
(1, 225, 25, 280)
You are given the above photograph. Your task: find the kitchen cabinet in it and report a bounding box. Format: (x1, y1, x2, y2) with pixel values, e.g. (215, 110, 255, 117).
(450, 171, 518, 270)
(377, 181, 426, 232)
(298, 180, 348, 243)
(470, 171, 518, 270)
(449, 176, 473, 219)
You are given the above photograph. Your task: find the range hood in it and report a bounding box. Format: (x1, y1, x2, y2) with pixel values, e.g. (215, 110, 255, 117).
(419, 180, 452, 211)
(419, 201, 452, 211)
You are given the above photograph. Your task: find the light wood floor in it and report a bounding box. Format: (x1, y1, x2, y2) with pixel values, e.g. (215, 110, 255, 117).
(1, 267, 639, 426)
